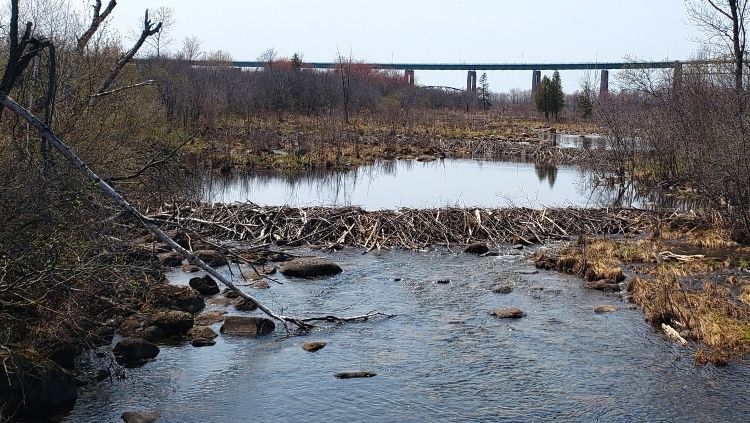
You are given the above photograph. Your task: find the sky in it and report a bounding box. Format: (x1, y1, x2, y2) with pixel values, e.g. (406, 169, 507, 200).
(107, 0, 704, 92)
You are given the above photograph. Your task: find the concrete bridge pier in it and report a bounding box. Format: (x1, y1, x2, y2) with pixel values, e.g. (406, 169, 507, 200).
(600, 70, 609, 96)
(404, 69, 415, 85)
(467, 70, 477, 93)
(531, 70, 541, 99)
(672, 61, 683, 91)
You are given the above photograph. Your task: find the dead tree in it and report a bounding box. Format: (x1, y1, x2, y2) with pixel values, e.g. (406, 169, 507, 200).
(76, 0, 118, 53)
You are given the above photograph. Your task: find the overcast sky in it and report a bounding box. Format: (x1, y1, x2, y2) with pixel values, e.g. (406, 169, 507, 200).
(108, 0, 703, 92)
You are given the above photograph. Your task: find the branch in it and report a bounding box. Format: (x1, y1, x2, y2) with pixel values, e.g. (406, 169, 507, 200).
(88, 79, 156, 98)
(707, 0, 734, 21)
(108, 129, 194, 182)
(76, 0, 117, 53)
(0, 94, 392, 332)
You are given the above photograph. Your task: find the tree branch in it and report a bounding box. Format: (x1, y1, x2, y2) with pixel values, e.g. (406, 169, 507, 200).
(88, 79, 156, 98)
(76, 0, 117, 53)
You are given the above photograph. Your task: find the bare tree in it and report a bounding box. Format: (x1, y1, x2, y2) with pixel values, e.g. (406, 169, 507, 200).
(144, 6, 175, 58)
(179, 35, 203, 61)
(76, 0, 117, 53)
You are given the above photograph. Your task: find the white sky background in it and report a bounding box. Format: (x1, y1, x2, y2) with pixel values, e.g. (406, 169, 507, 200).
(106, 0, 704, 92)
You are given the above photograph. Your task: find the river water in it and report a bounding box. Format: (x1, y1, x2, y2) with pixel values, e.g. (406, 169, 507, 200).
(66, 247, 750, 422)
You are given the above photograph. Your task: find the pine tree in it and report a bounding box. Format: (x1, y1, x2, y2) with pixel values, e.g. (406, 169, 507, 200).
(478, 72, 491, 109)
(550, 71, 565, 118)
(290, 53, 303, 71)
(576, 80, 593, 119)
(534, 75, 552, 118)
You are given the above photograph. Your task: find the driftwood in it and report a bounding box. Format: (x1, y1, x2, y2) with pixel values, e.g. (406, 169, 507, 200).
(0, 94, 392, 331)
(152, 202, 674, 250)
(662, 323, 688, 346)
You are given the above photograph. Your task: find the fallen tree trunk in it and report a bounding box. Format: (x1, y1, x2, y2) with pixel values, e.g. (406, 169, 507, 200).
(0, 94, 390, 331)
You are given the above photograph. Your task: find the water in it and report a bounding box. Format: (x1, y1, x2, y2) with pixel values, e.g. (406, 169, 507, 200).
(200, 159, 605, 210)
(556, 134, 609, 150)
(66, 248, 750, 422)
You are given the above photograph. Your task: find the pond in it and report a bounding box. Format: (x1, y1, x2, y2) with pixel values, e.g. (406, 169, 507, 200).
(65, 247, 750, 422)
(200, 159, 615, 210)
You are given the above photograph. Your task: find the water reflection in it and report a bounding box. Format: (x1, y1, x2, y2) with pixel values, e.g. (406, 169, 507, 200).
(534, 162, 558, 188)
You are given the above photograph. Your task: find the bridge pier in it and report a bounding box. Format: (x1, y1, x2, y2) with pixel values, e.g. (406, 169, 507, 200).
(600, 70, 609, 96)
(672, 61, 683, 91)
(404, 69, 415, 85)
(467, 70, 477, 93)
(531, 70, 541, 99)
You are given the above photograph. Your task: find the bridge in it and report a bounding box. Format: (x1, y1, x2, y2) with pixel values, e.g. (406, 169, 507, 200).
(230, 60, 684, 95)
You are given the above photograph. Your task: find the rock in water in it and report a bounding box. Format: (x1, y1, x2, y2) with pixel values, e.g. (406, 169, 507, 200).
(280, 257, 343, 278)
(189, 275, 220, 296)
(491, 285, 513, 294)
(121, 410, 160, 423)
(191, 339, 216, 347)
(490, 307, 525, 318)
(144, 285, 205, 313)
(157, 252, 182, 267)
(187, 325, 218, 340)
(464, 243, 489, 255)
(194, 250, 228, 267)
(334, 371, 377, 379)
(302, 341, 327, 352)
(583, 280, 621, 292)
(113, 338, 159, 364)
(136, 326, 165, 343)
(234, 298, 258, 311)
(194, 310, 227, 326)
(594, 305, 618, 313)
(220, 316, 275, 336)
(147, 310, 194, 335)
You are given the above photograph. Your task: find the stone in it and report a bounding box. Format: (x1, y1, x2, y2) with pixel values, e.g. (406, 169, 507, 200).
(251, 280, 270, 289)
(234, 298, 258, 311)
(583, 280, 621, 292)
(280, 257, 343, 278)
(0, 349, 78, 416)
(416, 155, 436, 162)
(118, 314, 147, 336)
(147, 310, 194, 335)
(334, 371, 377, 379)
(515, 269, 539, 275)
(302, 341, 327, 352)
(189, 275, 220, 296)
(194, 250, 228, 267)
(464, 242, 490, 255)
(194, 310, 227, 326)
(490, 307, 525, 318)
(191, 339, 216, 347)
(181, 264, 200, 273)
(512, 244, 525, 250)
(435, 279, 450, 284)
(113, 338, 159, 364)
(206, 296, 234, 307)
(187, 325, 218, 340)
(157, 251, 183, 267)
(121, 410, 161, 423)
(594, 305, 618, 314)
(220, 316, 275, 336)
(136, 326, 165, 343)
(492, 285, 513, 294)
(145, 285, 205, 313)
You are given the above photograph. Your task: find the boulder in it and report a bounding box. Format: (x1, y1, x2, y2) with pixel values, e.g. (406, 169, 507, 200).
(194, 250, 228, 267)
(491, 285, 513, 294)
(113, 338, 159, 365)
(118, 314, 147, 336)
(583, 280, 621, 292)
(194, 310, 227, 326)
(280, 257, 343, 278)
(145, 285, 205, 313)
(251, 280, 270, 289)
(157, 252, 183, 267)
(181, 264, 200, 273)
(191, 339, 216, 347)
(187, 325, 218, 340)
(220, 316, 275, 336)
(490, 307, 525, 318)
(121, 410, 161, 423)
(189, 275, 220, 296)
(147, 310, 194, 335)
(464, 243, 490, 255)
(334, 371, 377, 379)
(0, 349, 78, 417)
(136, 326, 165, 343)
(302, 342, 327, 352)
(234, 298, 258, 311)
(594, 305, 618, 314)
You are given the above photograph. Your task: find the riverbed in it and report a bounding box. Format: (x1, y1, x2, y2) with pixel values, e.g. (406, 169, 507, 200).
(66, 247, 750, 422)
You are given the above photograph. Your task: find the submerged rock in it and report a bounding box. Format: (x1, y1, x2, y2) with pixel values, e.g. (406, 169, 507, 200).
(113, 338, 159, 365)
(157, 251, 182, 267)
(234, 298, 258, 311)
(121, 410, 160, 423)
(280, 257, 343, 278)
(147, 310, 194, 335)
(194, 310, 227, 325)
(145, 285, 205, 313)
(194, 250, 228, 267)
(594, 305, 618, 314)
(490, 307, 525, 318)
(302, 341, 327, 352)
(187, 325, 218, 340)
(136, 326, 165, 343)
(191, 339, 216, 347)
(189, 275, 220, 296)
(181, 264, 201, 273)
(251, 280, 270, 289)
(464, 243, 490, 255)
(334, 371, 377, 379)
(220, 316, 275, 336)
(492, 285, 513, 294)
(583, 280, 621, 292)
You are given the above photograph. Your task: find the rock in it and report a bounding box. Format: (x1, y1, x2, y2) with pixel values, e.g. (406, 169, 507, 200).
(191, 339, 216, 347)
(594, 305, 618, 313)
(583, 280, 621, 292)
(334, 371, 377, 379)
(187, 325, 218, 340)
(121, 410, 160, 423)
(48, 343, 79, 370)
(302, 341, 327, 352)
(464, 242, 489, 255)
(234, 298, 258, 311)
(0, 349, 78, 416)
(416, 155, 436, 162)
(512, 244, 525, 250)
(181, 264, 200, 273)
(189, 275, 220, 296)
(145, 285, 205, 313)
(118, 314, 147, 336)
(484, 251, 502, 256)
(136, 326, 165, 343)
(280, 257, 343, 278)
(194, 250, 228, 267)
(220, 316, 275, 336)
(251, 280, 270, 289)
(194, 310, 227, 326)
(206, 296, 234, 307)
(147, 310, 194, 335)
(515, 269, 539, 275)
(435, 279, 450, 284)
(492, 285, 513, 294)
(490, 307, 525, 318)
(157, 251, 183, 267)
(113, 338, 159, 364)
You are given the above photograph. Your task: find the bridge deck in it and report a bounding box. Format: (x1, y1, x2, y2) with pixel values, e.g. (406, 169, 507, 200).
(231, 61, 679, 70)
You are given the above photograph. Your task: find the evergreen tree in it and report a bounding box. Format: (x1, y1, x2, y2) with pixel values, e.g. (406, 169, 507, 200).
(478, 72, 491, 109)
(534, 75, 552, 118)
(290, 53, 303, 71)
(550, 71, 565, 117)
(576, 80, 593, 119)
